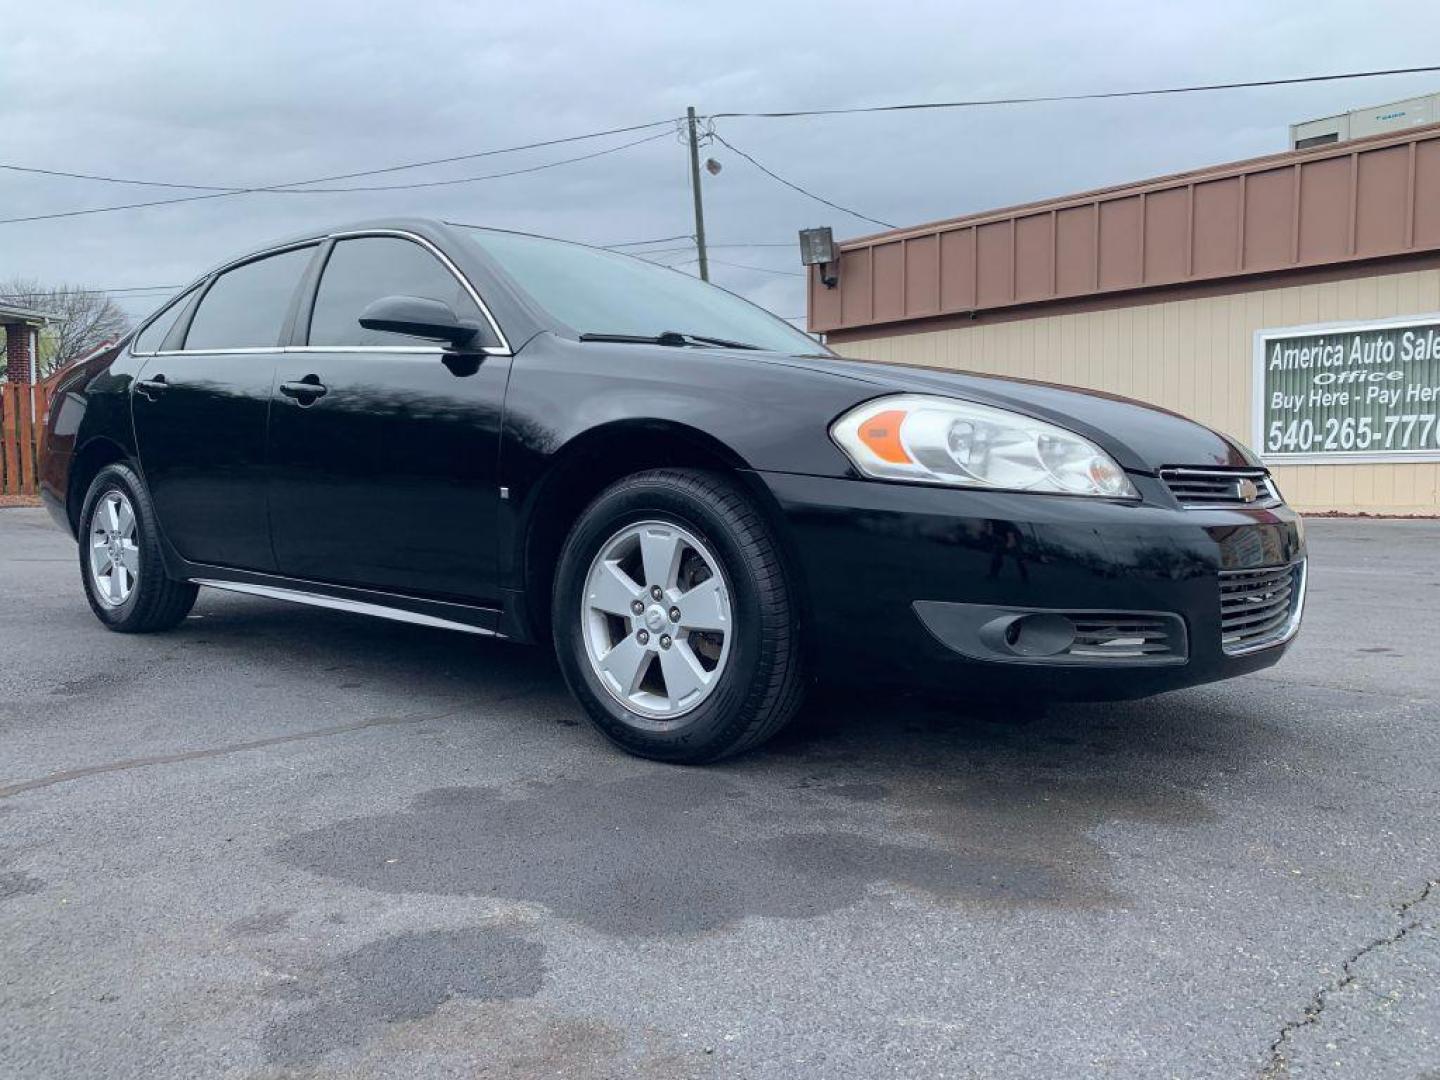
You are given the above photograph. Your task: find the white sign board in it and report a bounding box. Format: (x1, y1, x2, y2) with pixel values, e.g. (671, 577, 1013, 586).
(1254, 314, 1440, 464)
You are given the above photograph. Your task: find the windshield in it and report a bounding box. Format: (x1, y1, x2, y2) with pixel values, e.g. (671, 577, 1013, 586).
(457, 226, 827, 355)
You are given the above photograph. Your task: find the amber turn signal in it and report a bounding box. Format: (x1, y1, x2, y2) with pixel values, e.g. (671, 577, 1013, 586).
(858, 409, 912, 463)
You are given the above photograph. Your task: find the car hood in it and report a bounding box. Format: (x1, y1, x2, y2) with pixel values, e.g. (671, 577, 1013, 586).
(758, 352, 1259, 473)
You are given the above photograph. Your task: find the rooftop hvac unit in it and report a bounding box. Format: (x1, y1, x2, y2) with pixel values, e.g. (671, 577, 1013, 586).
(1291, 91, 1440, 149)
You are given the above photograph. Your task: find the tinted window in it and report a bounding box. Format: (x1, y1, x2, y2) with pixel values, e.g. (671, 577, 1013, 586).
(308, 237, 483, 347)
(183, 246, 315, 351)
(132, 288, 196, 354)
(460, 227, 825, 355)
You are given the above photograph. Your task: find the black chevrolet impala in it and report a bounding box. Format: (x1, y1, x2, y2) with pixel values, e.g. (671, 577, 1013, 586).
(40, 219, 1306, 762)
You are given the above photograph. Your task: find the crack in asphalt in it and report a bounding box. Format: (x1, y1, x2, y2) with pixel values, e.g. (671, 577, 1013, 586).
(1254, 674, 1431, 703)
(0, 689, 540, 801)
(1260, 878, 1437, 1078)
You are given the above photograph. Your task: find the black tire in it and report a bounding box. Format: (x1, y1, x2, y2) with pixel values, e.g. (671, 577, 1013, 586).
(78, 463, 198, 633)
(552, 469, 806, 763)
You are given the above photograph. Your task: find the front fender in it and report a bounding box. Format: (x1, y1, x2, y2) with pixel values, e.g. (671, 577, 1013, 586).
(500, 334, 870, 490)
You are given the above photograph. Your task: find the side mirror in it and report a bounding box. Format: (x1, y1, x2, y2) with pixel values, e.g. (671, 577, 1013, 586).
(358, 295, 481, 349)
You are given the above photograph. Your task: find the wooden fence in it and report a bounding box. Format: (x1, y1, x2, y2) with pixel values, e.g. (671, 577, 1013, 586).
(1, 380, 55, 498)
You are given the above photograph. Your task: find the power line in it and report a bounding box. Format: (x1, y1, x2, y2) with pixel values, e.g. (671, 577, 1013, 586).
(709, 65, 1440, 119)
(0, 116, 679, 193)
(604, 241, 795, 256)
(0, 164, 233, 192)
(0, 131, 673, 224)
(601, 233, 693, 248)
(709, 131, 895, 229)
(622, 244, 695, 257)
(635, 252, 699, 267)
(707, 257, 804, 277)
(0, 286, 179, 299)
(0, 190, 236, 226)
(0, 117, 681, 226)
(299, 130, 672, 192)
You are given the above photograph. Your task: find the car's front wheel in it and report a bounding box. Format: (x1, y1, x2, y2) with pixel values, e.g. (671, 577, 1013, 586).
(78, 463, 198, 632)
(553, 469, 806, 762)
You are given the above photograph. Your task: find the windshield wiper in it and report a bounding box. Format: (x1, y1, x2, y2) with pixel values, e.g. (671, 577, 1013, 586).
(578, 331, 761, 350)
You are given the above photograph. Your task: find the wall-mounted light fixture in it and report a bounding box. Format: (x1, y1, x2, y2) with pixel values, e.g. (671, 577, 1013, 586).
(798, 226, 838, 288)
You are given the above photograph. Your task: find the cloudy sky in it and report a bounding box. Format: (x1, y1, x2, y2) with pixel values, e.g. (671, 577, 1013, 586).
(3, 0, 1439, 328)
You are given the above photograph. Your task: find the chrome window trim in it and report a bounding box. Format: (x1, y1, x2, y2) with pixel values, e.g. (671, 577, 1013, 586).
(322, 229, 511, 355)
(205, 237, 327, 279)
(282, 345, 442, 354)
(171, 240, 324, 355)
(192, 579, 502, 637)
(148, 347, 278, 357)
(139, 229, 512, 358)
(127, 285, 202, 357)
(148, 345, 449, 357)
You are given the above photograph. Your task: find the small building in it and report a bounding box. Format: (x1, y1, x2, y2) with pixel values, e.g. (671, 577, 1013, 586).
(807, 123, 1440, 515)
(1, 303, 56, 384)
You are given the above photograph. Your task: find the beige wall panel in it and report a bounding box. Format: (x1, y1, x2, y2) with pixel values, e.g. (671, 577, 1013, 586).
(838, 267, 1440, 514)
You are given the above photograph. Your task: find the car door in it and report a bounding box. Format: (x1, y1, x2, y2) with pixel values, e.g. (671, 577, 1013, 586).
(131, 244, 317, 571)
(265, 232, 511, 603)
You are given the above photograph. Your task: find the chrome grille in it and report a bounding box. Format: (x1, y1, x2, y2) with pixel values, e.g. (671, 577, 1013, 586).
(1068, 615, 1184, 660)
(1219, 562, 1305, 654)
(1161, 467, 1281, 508)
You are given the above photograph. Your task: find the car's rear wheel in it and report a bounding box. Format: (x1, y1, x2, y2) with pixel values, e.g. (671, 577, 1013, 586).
(553, 469, 806, 762)
(79, 463, 198, 633)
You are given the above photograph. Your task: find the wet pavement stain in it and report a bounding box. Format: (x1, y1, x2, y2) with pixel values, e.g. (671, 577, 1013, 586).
(262, 927, 544, 1065)
(277, 771, 1085, 937)
(275, 686, 1243, 939)
(0, 871, 44, 901)
(227, 908, 295, 937)
(254, 999, 712, 1079)
(825, 781, 889, 802)
(48, 672, 128, 696)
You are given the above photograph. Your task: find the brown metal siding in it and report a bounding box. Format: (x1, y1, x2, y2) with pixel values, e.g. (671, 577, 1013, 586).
(976, 221, 1012, 306)
(1191, 178, 1241, 276)
(811, 123, 1440, 333)
(939, 228, 976, 309)
(1143, 187, 1187, 282)
(903, 233, 939, 315)
(1416, 139, 1440, 246)
(1055, 206, 1096, 293)
(872, 242, 906, 322)
(1297, 155, 1350, 262)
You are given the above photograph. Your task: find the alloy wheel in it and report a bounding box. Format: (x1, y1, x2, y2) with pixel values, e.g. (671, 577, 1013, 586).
(89, 490, 139, 607)
(580, 520, 733, 720)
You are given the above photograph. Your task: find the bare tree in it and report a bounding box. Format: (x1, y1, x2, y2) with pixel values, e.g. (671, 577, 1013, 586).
(0, 279, 131, 378)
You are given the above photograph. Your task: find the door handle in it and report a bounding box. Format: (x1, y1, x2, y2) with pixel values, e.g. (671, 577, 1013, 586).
(279, 375, 328, 405)
(135, 374, 168, 401)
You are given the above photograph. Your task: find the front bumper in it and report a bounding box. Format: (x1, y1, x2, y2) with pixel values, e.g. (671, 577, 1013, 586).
(756, 470, 1306, 701)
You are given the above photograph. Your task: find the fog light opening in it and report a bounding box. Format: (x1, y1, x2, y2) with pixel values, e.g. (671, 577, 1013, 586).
(998, 613, 1077, 657)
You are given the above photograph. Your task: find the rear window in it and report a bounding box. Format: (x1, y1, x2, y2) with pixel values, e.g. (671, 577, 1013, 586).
(183, 246, 315, 351)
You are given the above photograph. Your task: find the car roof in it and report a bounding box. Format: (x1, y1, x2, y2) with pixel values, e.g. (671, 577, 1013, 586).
(247, 217, 599, 257)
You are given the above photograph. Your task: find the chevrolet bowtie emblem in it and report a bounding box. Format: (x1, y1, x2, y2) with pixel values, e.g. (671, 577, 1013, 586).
(1236, 478, 1259, 503)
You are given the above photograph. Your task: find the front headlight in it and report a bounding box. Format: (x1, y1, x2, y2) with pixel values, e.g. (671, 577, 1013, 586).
(830, 394, 1138, 498)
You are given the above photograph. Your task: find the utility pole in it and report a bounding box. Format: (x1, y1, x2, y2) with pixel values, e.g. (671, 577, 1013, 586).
(685, 106, 709, 281)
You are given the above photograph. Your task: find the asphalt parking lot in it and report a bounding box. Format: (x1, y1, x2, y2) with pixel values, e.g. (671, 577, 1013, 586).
(1, 507, 1436, 1079)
